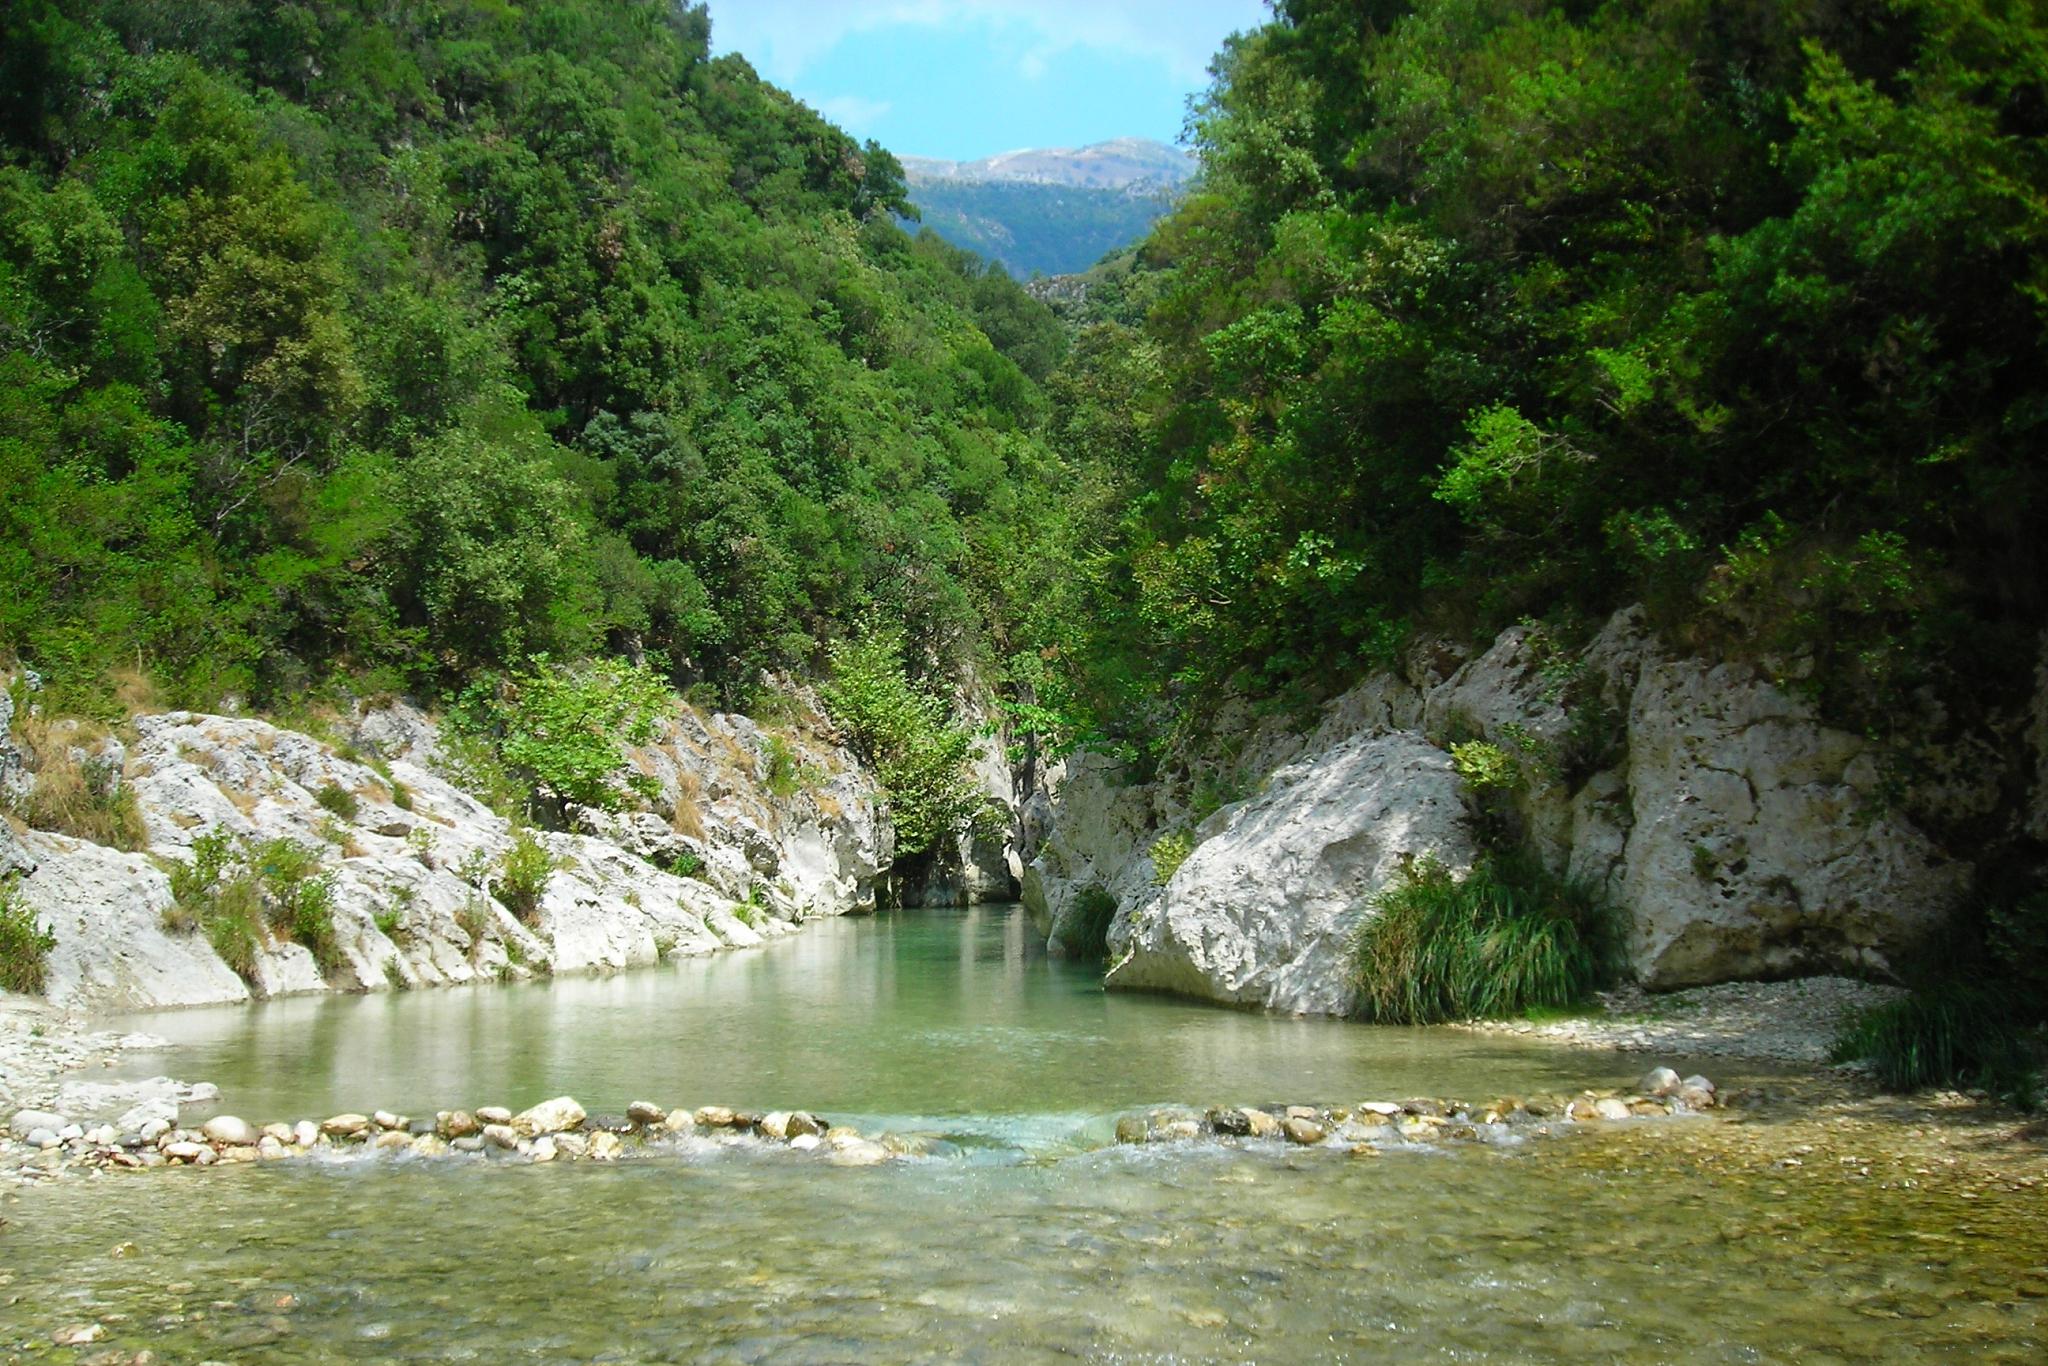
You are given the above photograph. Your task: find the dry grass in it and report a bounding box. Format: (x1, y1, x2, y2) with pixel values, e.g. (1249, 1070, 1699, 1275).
(111, 665, 162, 715)
(8, 712, 149, 851)
(671, 768, 707, 841)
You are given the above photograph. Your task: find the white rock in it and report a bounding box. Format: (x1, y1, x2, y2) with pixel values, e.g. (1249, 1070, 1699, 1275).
(1639, 1068, 1682, 1098)
(201, 1115, 259, 1146)
(10, 1109, 66, 1137)
(511, 1096, 585, 1137)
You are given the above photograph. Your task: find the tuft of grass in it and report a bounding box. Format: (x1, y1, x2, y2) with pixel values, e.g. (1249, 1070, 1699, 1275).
(662, 848, 704, 880)
(1064, 884, 1118, 962)
(496, 828, 557, 923)
(0, 878, 57, 995)
(1350, 852, 1621, 1025)
(1830, 984, 2039, 1107)
(202, 876, 265, 982)
(1149, 830, 1195, 886)
(455, 895, 491, 949)
(315, 782, 360, 821)
(10, 715, 148, 851)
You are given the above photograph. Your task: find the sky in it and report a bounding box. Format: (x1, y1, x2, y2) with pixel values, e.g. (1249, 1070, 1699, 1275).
(701, 1, 1272, 161)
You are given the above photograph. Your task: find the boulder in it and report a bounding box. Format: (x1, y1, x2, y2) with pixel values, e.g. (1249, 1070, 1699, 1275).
(200, 1115, 259, 1147)
(1108, 732, 1478, 1014)
(511, 1096, 586, 1137)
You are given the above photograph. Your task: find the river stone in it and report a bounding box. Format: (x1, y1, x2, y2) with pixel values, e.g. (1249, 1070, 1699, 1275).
(788, 1132, 822, 1152)
(826, 1140, 889, 1166)
(476, 1106, 513, 1125)
(1282, 1116, 1327, 1146)
(451, 1136, 485, 1154)
(481, 1124, 519, 1150)
(589, 1131, 622, 1161)
(372, 1110, 405, 1131)
(661, 1111, 696, 1135)
(1682, 1074, 1716, 1096)
(261, 1123, 293, 1143)
(529, 1136, 557, 1163)
(554, 1132, 589, 1158)
(1594, 1098, 1634, 1121)
(322, 1113, 370, 1138)
(511, 1096, 585, 1137)
(52, 1324, 104, 1347)
(11, 1109, 67, 1137)
(25, 1127, 59, 1149)
(758, 1112, 793, 1140)
(785, 1111, 824, 1139)
(1639, 1067, 1682, 1097)
(372, 1130, 412, 1151)
(626, 1101, 666, 1127)
(437, 1110, 480, 1139)
(1207, 1107, 1254, 1136)
(1115, 1115, 1148, 1145)
(1676, 1085, 1717, 1111)
(408, 1117, 436, 1136)
(219, 1144, 260, 1163)
(694, 1106, 738, 1128)
(257, 1136, 286, 1159)
(292, 1120, 319, 1147)
(824, 1125, 861, 1141)
(201, 1116, 260, 1147)
(161, 1140, 209, 1162)
(412, 1134, 448, 1157)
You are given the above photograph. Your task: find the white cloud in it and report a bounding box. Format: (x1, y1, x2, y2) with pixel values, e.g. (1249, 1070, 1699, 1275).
(811, 94, 894, 134)
(706, 1, 1267, 88)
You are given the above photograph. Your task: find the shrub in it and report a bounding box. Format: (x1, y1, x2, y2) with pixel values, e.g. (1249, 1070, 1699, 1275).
(1149, 830, 1195, 885)
(1449, 740, 1521, 793)
(496, 829, 556, 923)
(315, 782, 360, 820)
(201, 876, 265, 983)
(820, 627, 982, 857)
(764, 734, 805, 799)
(0, 879, 56, 995)
(251, 838, 339, 973)
(1064, 884, 1118, 962)
(1350, 853, 1621, 1024)
(167, 829, 235, 911)
(662, 849, 704, 880)
(1830, 985, 2039, 1107)
(455, 896, 491, 948)
(452, 656, 673, 815)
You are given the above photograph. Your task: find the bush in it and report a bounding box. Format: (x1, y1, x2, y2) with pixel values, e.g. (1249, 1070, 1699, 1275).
(764, 734, 805, 799)
(315, 782, 360, 820)
(1064, 884, 1118, 962)
(820, 627, 982, 857)
(496, 829, 556, 923)
(1350, 853, 1621, 1024)
(251, 838, 339, 973)
(452, 656, 673, 815)
(1830, 985, 2039, 1107)
(201, 876, 265, 982)
(0, 879, 56, 995)
(1149, 830, 1195, 886)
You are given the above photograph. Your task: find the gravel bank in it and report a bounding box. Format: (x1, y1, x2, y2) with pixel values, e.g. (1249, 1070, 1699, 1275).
(1454, 975, 1907, 1065)
(0, 994, 177, 1114)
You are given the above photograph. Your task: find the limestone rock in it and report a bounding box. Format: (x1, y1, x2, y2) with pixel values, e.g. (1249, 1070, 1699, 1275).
(511, 1096, 585, 1137)
(201, 1115, 259, 1146)
(1108, 732, 1478, 1015)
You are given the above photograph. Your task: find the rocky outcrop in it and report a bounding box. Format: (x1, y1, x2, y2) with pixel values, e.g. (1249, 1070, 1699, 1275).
(1026, 605, 1989, 1011)
(6, 697, 889, 1012)
(1108, 733, 1478, 1014)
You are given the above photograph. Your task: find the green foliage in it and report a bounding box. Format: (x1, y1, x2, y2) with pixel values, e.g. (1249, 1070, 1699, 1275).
(0, 877, 56, 995)
(0, 0, 1080, 716)
(1831, 986, 2038, 1108)
(251, 837, 338, 972)
(821, 627, 982, 857)
(314, 780, 359, 821)
(454, 656, 672, 815)
(1449, 741, 1521, 794)
(1351, 854, 1622, 1025)
(1149, 830, 1196, 886)
(496, 829, 557, 924)
(662, 849, 705, 880)
(763, 734, 807, 800)
(1063, 884, 1119, 963)
(200, 876, 264, 983)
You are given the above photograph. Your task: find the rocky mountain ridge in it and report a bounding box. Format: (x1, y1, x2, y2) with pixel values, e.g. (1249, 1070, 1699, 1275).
(901, 138, 1194, 190)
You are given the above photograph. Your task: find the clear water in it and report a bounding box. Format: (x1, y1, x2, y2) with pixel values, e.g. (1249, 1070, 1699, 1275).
(108, 904, 1651, 1145)
(4, 905, 2040, 1362)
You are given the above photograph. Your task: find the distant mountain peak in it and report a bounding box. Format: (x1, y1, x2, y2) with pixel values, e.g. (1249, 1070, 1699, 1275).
(902, 138, 1196, 192)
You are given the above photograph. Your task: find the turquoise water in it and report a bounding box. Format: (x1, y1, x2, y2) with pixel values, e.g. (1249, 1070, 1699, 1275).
(4, 905, 2037, 1362)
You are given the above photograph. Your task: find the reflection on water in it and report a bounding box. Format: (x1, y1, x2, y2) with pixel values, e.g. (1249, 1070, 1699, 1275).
(111, 905, 1656, 1138)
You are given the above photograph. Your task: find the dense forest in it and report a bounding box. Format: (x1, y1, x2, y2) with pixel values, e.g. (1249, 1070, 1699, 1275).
(5, 0, 2047, 797)
(1042, 0, 2048, 763)
(0, 0, 1076, 718)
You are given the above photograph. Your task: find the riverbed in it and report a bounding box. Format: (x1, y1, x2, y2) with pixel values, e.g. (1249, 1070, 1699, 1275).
(4, 905, 2045, 1362)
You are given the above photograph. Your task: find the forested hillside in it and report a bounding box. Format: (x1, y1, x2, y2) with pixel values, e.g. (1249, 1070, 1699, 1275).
(1042, 0, 2048, 757)
(0, 0, 1076, 716)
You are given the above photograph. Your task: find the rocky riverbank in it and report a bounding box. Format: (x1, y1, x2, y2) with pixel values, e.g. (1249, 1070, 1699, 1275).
(3, 1070, 1726, 1183)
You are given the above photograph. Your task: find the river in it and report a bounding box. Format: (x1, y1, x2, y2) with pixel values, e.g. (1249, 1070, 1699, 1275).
(4, 905, 2044, 1361)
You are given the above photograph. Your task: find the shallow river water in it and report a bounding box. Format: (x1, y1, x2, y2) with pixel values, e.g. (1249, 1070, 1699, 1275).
(4, 906, 2045, 1362)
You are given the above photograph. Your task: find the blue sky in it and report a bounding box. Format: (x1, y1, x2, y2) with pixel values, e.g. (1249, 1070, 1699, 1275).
(702, 1, 1272, 160)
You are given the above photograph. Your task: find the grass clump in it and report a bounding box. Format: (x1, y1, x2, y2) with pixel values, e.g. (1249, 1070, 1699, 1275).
(1063, 884, 1118, 962)
(496, 829, 557, 923)
(1831, 985, 2039, 1109)
(314, 782, 360, 820)
(1149, 830, 1195, 886)
(9, 714, 147, 851)
(1350, 852, 1621, 1024)
(0, 878, 57, 995)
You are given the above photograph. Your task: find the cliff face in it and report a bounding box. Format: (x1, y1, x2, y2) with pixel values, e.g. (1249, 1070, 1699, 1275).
(1025, 607, 2012, 1013)
(3, 695, 889, 1013)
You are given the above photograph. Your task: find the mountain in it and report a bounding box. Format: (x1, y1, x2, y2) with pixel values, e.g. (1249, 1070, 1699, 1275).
(901, 138, 1195, 278)
(902, 138, 1195, 191)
